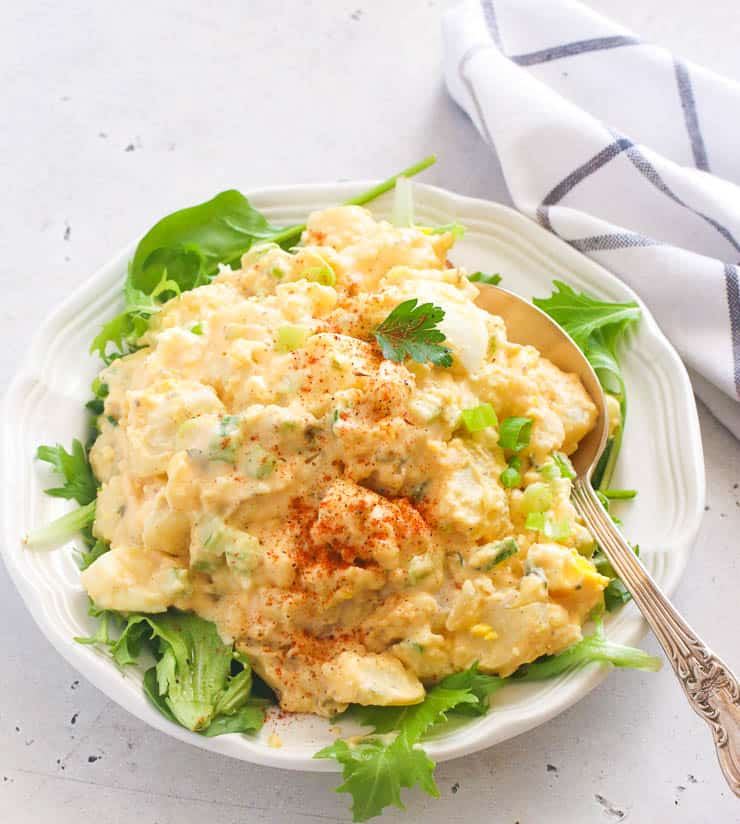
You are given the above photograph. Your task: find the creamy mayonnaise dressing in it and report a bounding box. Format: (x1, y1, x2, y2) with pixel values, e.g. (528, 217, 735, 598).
(82, 206, 608, 716)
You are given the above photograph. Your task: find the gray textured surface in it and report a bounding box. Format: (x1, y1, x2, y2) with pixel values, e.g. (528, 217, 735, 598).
(1, 1, 739, 822)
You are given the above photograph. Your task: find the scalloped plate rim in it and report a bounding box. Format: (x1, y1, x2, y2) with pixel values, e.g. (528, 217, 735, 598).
(1, 181, 704, 772)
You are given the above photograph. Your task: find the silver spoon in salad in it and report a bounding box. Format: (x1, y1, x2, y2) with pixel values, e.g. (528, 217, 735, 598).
(474, 282, 740, 797)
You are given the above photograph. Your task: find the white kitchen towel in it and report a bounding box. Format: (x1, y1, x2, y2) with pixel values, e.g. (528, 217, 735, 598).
(443, 0, 740, 438)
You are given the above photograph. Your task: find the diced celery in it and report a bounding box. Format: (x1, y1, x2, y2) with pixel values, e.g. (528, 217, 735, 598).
(243, 444, 276, 479)
(276, 325, 310, 352)
(539, 461, 561, 481)
(225, 531, 262, 577)
(208, 415, 242, 463)
(521, 482, 552, 513)
(525, 512, 546, 531)
(408, 553, 435, 585)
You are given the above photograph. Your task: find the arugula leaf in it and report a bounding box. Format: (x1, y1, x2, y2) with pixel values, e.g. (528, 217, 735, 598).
(468, 271, 502, 286)
(373, 299, 452, 367)
(118, 612, 233, 730)
(532, 281, 640, 352)
(27, 438, 101, 552)
(316, 683, 476, 821)
(36, 440, 97, 505)
(602, 578, 632, 611)
(533, 281, 640, 490)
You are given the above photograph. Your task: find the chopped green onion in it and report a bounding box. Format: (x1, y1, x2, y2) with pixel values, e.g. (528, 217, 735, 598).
(271, 266, 285, 279)
(460, 403, 498, 433)
(498, 416, 533, 451)
(602, 489, 637, 500)
(468, 271, 502, 286)
(276, 325, 310, 352)
(302, 251, 337, 287)
(521, 482, 552, 514)
(391, 176, 415, 227)
(189, 322, 204, 335)
(500, 455, 521, 488)
(266, 156, 438, 250)
(473, 537, 519, 571)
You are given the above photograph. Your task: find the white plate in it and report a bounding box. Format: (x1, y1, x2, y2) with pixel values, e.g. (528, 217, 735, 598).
(1, 182, 704, 772)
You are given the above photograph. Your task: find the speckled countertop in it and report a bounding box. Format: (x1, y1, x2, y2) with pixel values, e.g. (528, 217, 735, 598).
(1, 2, 738, 822)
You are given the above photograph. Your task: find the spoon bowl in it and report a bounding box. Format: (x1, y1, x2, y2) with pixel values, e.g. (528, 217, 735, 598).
(474, 283, 608, 477)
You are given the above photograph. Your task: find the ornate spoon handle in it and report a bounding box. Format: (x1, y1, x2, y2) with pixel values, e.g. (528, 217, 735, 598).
(572, 478, 740, 796)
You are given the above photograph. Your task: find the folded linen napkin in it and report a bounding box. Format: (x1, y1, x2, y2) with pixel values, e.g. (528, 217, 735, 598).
(443, 0, 740, 438)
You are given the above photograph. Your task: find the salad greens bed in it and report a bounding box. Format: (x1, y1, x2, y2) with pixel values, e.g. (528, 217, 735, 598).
(26, 157, 658, 821)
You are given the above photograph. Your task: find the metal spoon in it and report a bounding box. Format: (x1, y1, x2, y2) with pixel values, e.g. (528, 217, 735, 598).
(474, 283, 740, 796)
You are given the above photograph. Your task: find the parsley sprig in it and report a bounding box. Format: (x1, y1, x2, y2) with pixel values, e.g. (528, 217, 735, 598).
(373, 299, 452, 367)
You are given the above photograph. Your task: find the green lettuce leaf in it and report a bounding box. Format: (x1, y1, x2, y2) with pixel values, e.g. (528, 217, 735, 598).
(77, 536, 110, 570)
(24, 499, 96, 549)
(98, 611, 266, 735)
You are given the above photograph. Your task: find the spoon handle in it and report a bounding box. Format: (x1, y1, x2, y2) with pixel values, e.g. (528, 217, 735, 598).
(572, 478, 740, 796)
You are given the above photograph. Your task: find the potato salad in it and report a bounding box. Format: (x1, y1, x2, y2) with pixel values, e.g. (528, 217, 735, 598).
(81, 205, 609, 717)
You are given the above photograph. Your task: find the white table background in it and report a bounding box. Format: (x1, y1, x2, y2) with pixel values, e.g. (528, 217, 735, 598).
(1, 2, 738, 822)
